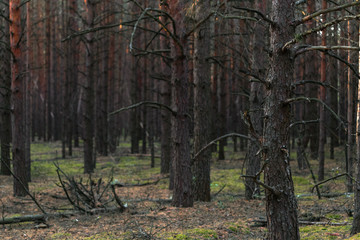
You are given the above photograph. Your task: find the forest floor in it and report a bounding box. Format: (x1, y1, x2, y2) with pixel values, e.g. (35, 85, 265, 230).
(0, 141, 359, 239)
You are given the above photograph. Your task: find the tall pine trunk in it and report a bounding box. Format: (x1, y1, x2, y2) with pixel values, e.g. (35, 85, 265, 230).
(83, 0, 96, 173)
(264, 0, 299, 238)
(10, 0, 29, 196)
(192, 0, 211, 202)
(0, 0, 12, 176)
(169, 0, 193, 207)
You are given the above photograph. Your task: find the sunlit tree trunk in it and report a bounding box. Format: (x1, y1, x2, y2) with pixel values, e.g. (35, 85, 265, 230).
(10, 0, 29, 196)
(264, 0, 299, 238)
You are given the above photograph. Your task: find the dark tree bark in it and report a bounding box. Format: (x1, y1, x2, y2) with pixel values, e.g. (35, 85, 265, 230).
(83, 0, 96, 173)
(245, 0, 267, 200)
(169, 0, 193, 207)
(318, 0, 327, 182)
(192, 0, 211, 202)
(0, 0, 12, 176)
(264, 0, 299, 239)
(346, 18, 358, 193)
(159, 37, 172, 175)
(10, 0, 29, 196)
(328, 8, 339, 160)
(304, 0, 319, 160)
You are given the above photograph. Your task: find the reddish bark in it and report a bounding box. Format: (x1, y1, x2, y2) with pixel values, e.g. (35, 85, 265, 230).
(318, 0, 327, 181)
(10, 0, 29, 196)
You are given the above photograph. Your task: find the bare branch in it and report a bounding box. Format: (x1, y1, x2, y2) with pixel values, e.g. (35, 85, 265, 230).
(0, 157, 47, 214)
(232, 6, 274, 25)
(295, 45, 360, 56)
(294, 1, 360, 26)
(311, 173, 348, 193)
(290, 119, 319, 128)
(283, 14, 360, 50)
(292, 79, 338, 92)
(108, 101, 176, 117)
(284, 97, 344, 128)
(192, 133, 254, 163)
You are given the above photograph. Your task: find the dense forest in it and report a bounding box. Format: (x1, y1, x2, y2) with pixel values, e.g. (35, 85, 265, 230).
(1, 0, 360, 239)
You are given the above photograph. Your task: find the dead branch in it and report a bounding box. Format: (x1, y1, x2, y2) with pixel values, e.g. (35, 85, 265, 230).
(251, 218, 349, 227)
(283, 14, 360, 50)
(311, 173, 348, 193)
(55, 163, 125, 213)
(111, 178, 161, 187)
(108, 101, 176, 117)
(284, 97, 344, 128)
(0, 157, 47, 214)
(232, 6, 274, 25)
(294, 1, 360, 26)
(192, 133, 254, 164)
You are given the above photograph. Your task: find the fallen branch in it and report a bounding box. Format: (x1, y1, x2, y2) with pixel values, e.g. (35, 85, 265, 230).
(251, 219, 349, 227)
(0, 207, 124, 225)
(0, 157, 47, 214)
(111, 178, 161, 187)
(0, 214, 45, 225)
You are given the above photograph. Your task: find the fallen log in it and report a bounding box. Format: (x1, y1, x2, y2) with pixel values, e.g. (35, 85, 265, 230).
(251, 218, 349, 227)
(0, 214, 46, 225)
(0, 207, 122, 225)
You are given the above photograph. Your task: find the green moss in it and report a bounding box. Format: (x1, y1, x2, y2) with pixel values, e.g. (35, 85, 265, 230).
(32, 160, 83, 178)
(50, 232, 72, 240)
(211, 169, 244, 194)
(300, 225, 351, 239)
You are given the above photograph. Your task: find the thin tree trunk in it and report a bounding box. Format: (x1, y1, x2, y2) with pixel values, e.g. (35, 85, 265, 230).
(83, 0, 96, 173)
(245, 0, 267, 200)
(318, 0, 327, 181)
(0, 0, 12, 176)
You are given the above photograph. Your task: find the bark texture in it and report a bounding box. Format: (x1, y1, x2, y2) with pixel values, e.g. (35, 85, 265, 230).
(0, 0, 12, 176)
(169, 0, 193, 207)
(192, 0, 211, 202)
(83, 0, 96, 173)
(245, 0, 267, 200)
(10, 0, 29, 196)
(264, 1, 299, 239)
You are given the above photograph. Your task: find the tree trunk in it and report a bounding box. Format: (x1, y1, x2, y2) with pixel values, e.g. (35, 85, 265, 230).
(0, 0, 12, 176)
(168, 0, 193, 207)
(264, 0, 299, 239)
(10, 0, 29, 196)
(346, 18, 358, 193)
(245, 0, 267, 200)
(192, 0, 211, 202)
(83, 0, 96, 173)
(304, 0, 319, 160)
(318, 0, 327, 181)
